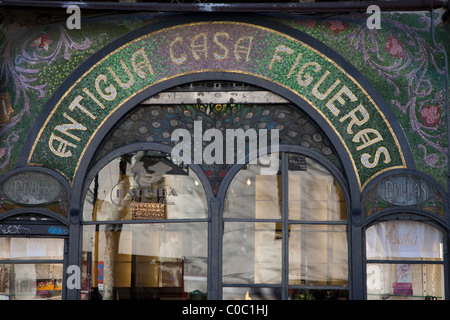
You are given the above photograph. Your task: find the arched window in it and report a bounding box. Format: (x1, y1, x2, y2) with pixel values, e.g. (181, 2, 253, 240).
(362, 173, 447, 300)
(81, 150, 209, 300)
(365, 219, 445, 300)
(222, 152, 348, 300)
(80, 82, 351, 300)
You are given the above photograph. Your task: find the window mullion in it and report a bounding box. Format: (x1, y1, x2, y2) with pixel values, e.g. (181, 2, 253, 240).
(209, 197, 222, 300)
(281, 152, 289, 300)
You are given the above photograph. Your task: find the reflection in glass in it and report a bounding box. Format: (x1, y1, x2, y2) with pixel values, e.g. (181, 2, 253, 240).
(365, 221, 445, 300)
(0, 238, 64, 260)
(224, 155, 281, 219)
(288, 155, 346, 221)
(289, 289, 348, 300)
(222, 287, 281, 300)
(366, 221, 443, 261)
(223, 153, 348, 300)
(0, 264, 63, 300)
(223, 222, 281, 284)
(82, 223, 208, 300)
(289, 225, 348, 286)
(366, 263, 444, 300)
(83, 151, 207, 221)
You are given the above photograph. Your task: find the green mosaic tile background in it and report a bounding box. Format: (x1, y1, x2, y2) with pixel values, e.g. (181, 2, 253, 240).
(0, 10, 448, 190)
(27, 21, 405, 189)
(278, 12, 449, 189)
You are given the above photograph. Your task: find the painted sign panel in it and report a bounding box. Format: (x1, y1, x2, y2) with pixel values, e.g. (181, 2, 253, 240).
(375, 174, 433, 206)
(27, 22, 406, 189)
(2, 171, 62, 205)
(363, 172, 445, 217)
(366, 221, 442, 259)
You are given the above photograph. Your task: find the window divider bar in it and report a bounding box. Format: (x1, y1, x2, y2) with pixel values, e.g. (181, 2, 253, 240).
(222, 283, 282, 288)
(81, 218, 210, 225)
(287, 220, 348, 225)
(365, 259, 444, 265)
(222, 219, 348, 224)
(0, 259, 64, 264)
(222, 218, 282, 223)
(281, 152, 289, 300)
(288, 285, 349, 290)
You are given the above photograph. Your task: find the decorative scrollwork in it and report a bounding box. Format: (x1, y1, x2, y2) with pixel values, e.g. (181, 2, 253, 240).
(0, 25, 91, 169)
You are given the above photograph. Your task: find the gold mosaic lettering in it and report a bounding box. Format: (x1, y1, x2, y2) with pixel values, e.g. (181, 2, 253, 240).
(191, 33, 208, 60)
(169, 36, 187, 65)
(68, 95, 95, 119)
(326, 85, 358, 117)
(353, 128, 383, 151)
(107, 60, 135, 89)
(361, 147, 391, 168)
(234, 36, 253, 62)
(297, 62, 321, 87)
(131, 48, 155, 78)
(95, 74, 117, 101)
(287, 53, 303, 79)
(83, 88, 105, 109)
(339, 104, 369, 134)
(213, 32, 230, 60)
(268, 45, 293, 70)
(55, 113, 87, 142)
(48, 133, 77, 157)
(312, 71, 340, 100)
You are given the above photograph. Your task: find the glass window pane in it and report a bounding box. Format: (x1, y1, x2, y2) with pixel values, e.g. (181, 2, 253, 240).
(223, 222, 281, 284)
(223, 287, 281, 300)
(289, 289, 348, 300)
(82, 223, 208, 300)
(0, 238, 64, 260)
(83, 151, 208, 221)
(288, 155, 346, 221)
(366, 221, 443, 261)
(366, 263, 444, 300)
(224, 154, 281, 219)
(289, 225, 348, 286)
(0, 263, 63, 300)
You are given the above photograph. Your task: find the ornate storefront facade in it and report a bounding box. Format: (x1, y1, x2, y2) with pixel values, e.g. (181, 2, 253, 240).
(0, 1, 448, 300)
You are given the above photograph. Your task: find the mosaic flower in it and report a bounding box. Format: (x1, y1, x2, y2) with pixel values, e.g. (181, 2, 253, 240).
(325, 20, 349, 35)
(420, 104, 441, 127)
(31, 33, 53, 51)
(385, 35, 405, 58)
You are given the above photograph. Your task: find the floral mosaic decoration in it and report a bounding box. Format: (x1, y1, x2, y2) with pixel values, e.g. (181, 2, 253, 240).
(0, 11, 448, 191)
(0, 12, 156, 176)
(284, 12, 448, 189)
(0, 25, 91, 173)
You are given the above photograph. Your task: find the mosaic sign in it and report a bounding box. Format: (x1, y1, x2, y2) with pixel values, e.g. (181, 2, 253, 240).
(363, 173, 445, 217)
(27, 22, 406, 189)
(376, 174, 433, 206)
(2, 171, 62, 205)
